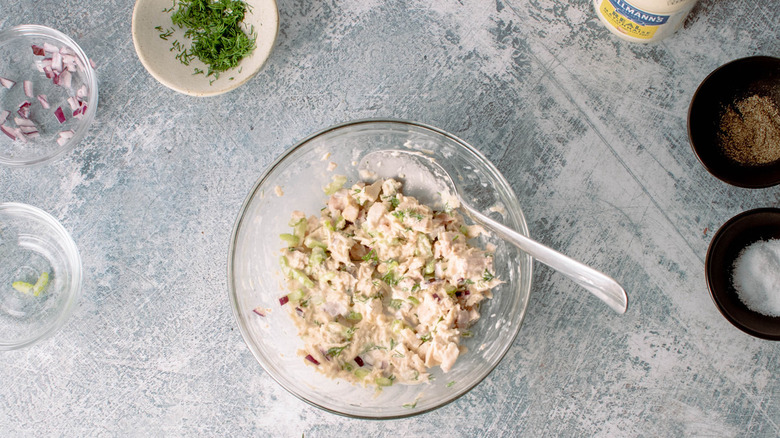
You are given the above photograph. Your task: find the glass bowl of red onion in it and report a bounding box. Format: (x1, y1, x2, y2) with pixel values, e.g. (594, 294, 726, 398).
(228, 119, 533, 418)
(0, 25, 98, 167)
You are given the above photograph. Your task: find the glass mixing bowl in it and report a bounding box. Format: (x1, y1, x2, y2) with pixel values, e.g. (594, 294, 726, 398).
(228, 120, 532, 418)
(0, 25, 98, 167)
(0, 203, 83, 350)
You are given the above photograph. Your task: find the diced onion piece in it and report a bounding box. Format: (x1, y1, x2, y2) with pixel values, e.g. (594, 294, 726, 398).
(76, 85, 88, 98)
(305, 354, 320, 365)
(67, 96, 79, 111)
(0, 77, 15, 89)
(43, 66, 54, 79)
(59, 70, 72, 89)
(1, 124, 17, 140)
(23, 80, 33, 97)
(31, 44, 45, 56)
(56, 130, 74, 146)
(37, 94, 50, 109)
(252, 307, 266, 317)
(43, 42, 58, 54)
(279, 295, 289, 306)
(14, 117, 35, 127)
(0, 110, 8, 124)
(54, 106, 66, 124)
(19, 125, 38, 134)
(51, 52, 62, 72)
(17, 101, 31, 118)
(62, 54, 77, 72)
(59, 46, 74, 56)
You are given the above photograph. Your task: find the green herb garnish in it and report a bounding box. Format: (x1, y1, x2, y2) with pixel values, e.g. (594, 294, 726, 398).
(166, 0, 257, 80)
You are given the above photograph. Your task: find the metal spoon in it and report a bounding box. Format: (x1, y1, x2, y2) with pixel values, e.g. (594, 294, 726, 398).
(362, 150, 628, 314)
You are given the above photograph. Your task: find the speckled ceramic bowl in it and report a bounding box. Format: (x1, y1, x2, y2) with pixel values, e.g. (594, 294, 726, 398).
(132, 0, 279, 97)
(228, 119, 533, 418)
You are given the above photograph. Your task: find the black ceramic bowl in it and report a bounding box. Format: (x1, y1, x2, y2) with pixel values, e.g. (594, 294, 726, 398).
(706, 208, 780, 340)
(688, 56, 780, 188)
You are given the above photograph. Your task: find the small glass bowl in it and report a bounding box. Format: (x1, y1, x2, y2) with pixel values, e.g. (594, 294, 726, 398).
(0, 203, 83, 350)
(228, 119, 533, 418)
(0, 25, 98, 167)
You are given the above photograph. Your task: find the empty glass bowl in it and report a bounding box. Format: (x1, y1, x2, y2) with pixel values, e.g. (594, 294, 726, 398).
(0, 203, 83, 350)
(0, 25, 98, 167)
(228, 119, 533, 418)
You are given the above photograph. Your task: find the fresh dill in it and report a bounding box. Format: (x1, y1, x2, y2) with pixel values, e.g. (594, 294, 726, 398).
(163, 0, 257, 81)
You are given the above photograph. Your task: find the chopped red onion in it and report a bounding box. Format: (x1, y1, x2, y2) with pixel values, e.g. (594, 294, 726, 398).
(17, 101, 31, 118)
(0, 110, 8, 124)
(59, 46, 74, 56)
(43, 66, 54, 79)
(305, 354, 320, 365)
(0, 124, 16, 140)
(354, 356, 364, 367)
(279, 295, 289, 306)
(37, 94, 50, 109)
(31, 45, 45, 56)
(51, 52, 62, 72)
(23, 80, 33, 97)
(56, 130, 74, 146)
(76, 85, 88, 98)
(14, 117, 35, 127)
(67, 96, 79, 111)
(19, 125, 38, 134)
(0, 77, 15, 89)
(252, 307, 266, 317)
(295, 307, 304, 317)
(59, 70, 72, 89)
(54, 106, 66, 124)
(62, 54, 77, 72)
(43, 42, 58, 54)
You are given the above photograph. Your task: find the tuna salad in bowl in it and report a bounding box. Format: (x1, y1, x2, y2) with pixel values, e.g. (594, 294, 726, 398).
(228, 119, 532, 418)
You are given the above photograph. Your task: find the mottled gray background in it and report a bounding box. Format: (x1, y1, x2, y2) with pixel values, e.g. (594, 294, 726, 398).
(1, 0, 779, 436)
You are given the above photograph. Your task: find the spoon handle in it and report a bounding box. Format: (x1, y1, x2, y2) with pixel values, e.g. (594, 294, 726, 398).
(463, 204, 628, 314)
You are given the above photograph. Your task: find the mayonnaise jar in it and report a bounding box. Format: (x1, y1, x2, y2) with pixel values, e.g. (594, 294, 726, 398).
(593, 0, 697, 43)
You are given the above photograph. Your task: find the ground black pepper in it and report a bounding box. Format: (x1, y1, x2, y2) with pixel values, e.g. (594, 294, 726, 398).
(718, 94, 780, 165)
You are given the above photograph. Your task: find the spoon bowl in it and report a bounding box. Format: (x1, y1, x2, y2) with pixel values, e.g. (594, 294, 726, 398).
(361, 149, 629, 314)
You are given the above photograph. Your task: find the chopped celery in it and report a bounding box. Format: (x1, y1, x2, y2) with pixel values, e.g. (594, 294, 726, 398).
(354, 368, 370, 379)
(287, 289, 305, 303)
(309, 247, 326, 265)
(280, 233, 299, 246)
(375, 376, 394, 387)
(304, 236, 327, 249)
(11, 281, 33, 295)
(346, 311, 362, 322)
(323, 175, 347, 195)
(424, 260, 436, 275)
(407, 296, 420, 305)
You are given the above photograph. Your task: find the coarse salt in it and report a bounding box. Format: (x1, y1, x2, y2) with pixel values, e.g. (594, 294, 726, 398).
(731, 238, 780, 317)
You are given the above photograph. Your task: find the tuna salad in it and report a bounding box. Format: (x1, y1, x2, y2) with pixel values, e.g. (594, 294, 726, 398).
(273, 176, 501, 387)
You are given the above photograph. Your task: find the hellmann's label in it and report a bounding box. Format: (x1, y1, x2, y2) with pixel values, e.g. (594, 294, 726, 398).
(598, 0, 671, 40)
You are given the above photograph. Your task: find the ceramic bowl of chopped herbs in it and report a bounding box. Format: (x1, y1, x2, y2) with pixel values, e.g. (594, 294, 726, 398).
(132, 0, 278, 96)
(688, 56, 780, 188)
(0, 202, 83, 350)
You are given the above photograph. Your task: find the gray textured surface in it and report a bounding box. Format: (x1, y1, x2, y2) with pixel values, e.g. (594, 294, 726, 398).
(1, 0, 779, 436)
